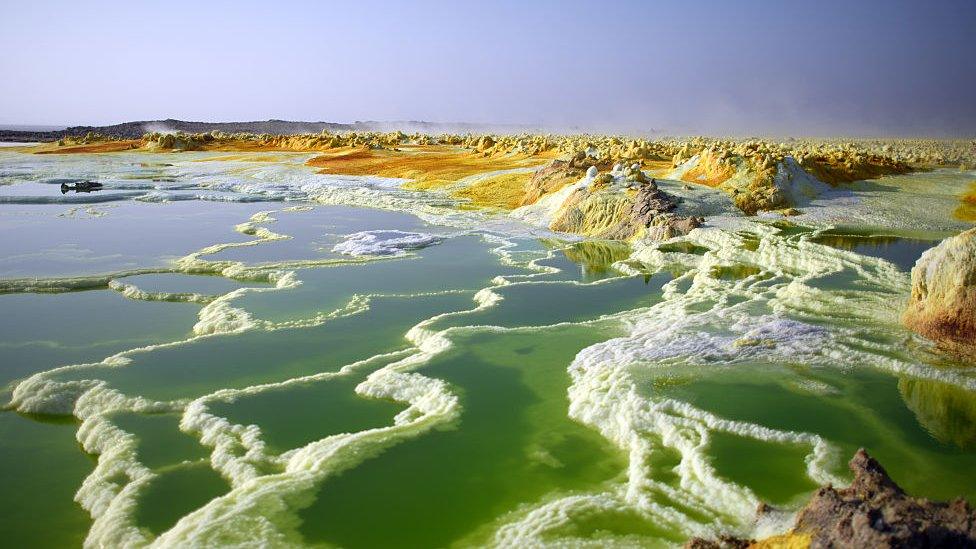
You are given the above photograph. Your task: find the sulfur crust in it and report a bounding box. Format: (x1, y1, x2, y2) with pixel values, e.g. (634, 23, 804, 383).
(6, 191, 976, 546)
(33, 140, 142, 154)
(953, 180, 976, 222)
(30, 129, 971, 218)
(451, 171, 534, 209)
(751, 532, 812, 548)
(549, 189, 639, 239)
(310, 146, 545, 189)
(681, 151, 737, 187)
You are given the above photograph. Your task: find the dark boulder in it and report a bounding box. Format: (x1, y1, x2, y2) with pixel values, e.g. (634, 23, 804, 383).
(687, 449, 976, 548)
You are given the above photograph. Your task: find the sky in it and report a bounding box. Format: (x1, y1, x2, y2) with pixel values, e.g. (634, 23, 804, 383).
(1, 0, 975, 137)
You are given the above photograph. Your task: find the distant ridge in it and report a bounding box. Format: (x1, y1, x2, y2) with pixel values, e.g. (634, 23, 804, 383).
(0, 118, 543, 142)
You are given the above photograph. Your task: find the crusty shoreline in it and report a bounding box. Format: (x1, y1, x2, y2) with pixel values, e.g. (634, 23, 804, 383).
(14, 129, 976, 238)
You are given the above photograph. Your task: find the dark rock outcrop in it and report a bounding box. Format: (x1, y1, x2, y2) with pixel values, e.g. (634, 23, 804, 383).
(631, 179, 702, 240)
(0, 119, 354, 143)
(790, 449, 976, 547)
(631, 179, 679, 226)
(646, 213, 704, 240)
(687, 449, 976, 548)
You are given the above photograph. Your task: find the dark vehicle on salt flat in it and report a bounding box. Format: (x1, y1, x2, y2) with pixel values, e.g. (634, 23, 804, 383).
(60, 181, 103, 194)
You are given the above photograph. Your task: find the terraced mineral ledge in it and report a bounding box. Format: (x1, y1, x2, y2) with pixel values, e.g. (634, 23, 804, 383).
(0, 129, 974, 547)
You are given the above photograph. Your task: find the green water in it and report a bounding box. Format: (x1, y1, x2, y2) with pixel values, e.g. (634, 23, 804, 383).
(1, 151, 975, 547)
(52, 292, 479, 401)
(0, 412, 92, 547)
(117, 273, 262, 296)
(656, 364, 976, 503)
(299, 327, 628, 548)
(208, 369, 406, 454)
(0, 290, 200, 389)
(810, 227, 943, 271)
(108, 412, 212, 469)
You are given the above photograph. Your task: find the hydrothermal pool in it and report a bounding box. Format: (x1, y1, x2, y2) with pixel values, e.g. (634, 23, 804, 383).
(1, 149, 974, 547)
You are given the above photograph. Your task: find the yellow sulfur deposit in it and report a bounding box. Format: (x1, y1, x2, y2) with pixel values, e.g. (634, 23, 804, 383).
(549, 188, 639, 240)
(306, 145, 544, 190)
(452, 171, 534, 209)
(35, 128, 976, 217)
(680, 149, 737, 187)
(35, 139, 140, 154)
(953, 181, 976, 222)
(751, 532, 812, 549)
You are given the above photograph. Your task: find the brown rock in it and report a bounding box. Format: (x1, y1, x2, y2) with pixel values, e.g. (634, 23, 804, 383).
(688, 450, 976, 548)
(685, 535, 754, 549)
(519, 159, 583, 206)
(793, 449, 976, 547)
(628, 179, 703, 240)
(631, 179, 680, 227)
(903, 228, 976, 356)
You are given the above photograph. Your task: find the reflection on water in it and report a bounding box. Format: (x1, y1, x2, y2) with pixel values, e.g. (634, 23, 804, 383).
(812, 229, 939, 271)
(954, 181, 976, 222)
(761, 220, 815, 236)
(548, 239, 632, 280)
(899, 377, 976, 449)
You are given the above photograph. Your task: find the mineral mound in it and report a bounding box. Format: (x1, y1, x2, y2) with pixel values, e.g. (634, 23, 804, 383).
(903, 227, 976, 356)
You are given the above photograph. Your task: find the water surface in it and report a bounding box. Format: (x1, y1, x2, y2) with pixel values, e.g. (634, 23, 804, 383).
(1, 149, 974, 547)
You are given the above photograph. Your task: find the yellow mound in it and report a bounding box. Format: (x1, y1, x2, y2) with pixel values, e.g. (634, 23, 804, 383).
(642, 159, 674, 176)
(452, 171, 533, 210)
(199, 141, 305, 152)
(680, 151, 735, 187)
(519, 160, 583, 207)
(35, 140, 141, 154)
(306, 145, 544, 189)
(194, 153, 306, 163)
(549, 189, 638, 239)
(801, 155, 912, 185)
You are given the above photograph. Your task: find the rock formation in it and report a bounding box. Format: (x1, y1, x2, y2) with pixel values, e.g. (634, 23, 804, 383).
(903, 227, 976, 356)
(548, 187, 637, 239)
(645, 213, 704, 241)
(519, 159, 586, 207)
(543, 171, 701, 241)
(631, 178, 679, 226)
(688, 449, 976, 548)
(26, 125, 976, 218)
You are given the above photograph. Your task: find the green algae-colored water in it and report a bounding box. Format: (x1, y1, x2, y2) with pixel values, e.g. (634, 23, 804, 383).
(1, 150, 975, 547)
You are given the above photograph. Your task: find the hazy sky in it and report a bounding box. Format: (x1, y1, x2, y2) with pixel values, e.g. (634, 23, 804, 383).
(2, 0, 974, 136)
